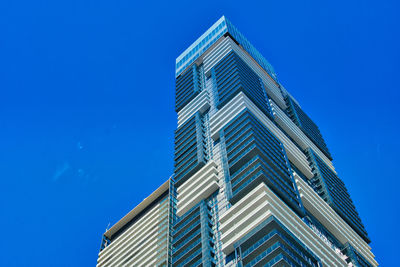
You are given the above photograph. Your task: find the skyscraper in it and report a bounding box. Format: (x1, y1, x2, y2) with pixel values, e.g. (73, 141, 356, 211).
(97, 16, 377, 267)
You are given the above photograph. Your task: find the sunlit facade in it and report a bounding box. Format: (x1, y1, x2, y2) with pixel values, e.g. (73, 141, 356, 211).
(97, 16, 377, 267)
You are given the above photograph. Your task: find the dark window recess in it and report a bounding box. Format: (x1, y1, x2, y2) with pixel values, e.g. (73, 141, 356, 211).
(306, 148, 370, 243)
(172, 200, 215, 267)
(175, 64, 202, 112)
(221, 109, 304, 217)
(174, 112, 208, 188)
(233, 215, 321, 266)
(213, 51, 274, 120)
(285, 95, 332, 160)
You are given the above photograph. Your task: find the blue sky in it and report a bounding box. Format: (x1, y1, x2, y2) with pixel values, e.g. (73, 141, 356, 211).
(1, 0, 399, 266)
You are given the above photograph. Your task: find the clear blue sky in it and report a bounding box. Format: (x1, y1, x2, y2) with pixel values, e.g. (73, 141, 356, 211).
(1, 0, 398, 266)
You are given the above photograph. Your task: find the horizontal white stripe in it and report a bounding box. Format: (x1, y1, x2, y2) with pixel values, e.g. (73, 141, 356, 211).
(295, 175, 377, 266)
(177, 161, 218, 194)
(219, 184, 348, 266)
(209, 92, 314, 179)
(97, 199, 169, 267)
(177, 180, 219, 216)
(203, 37, 233, 75)
(177, 90, 210, 127)
(203, 36, 287, 110)
(177, 161, 219, 216)
(271, 100, 336, 173)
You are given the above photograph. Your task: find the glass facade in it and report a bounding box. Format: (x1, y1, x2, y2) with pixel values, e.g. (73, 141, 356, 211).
(174, 112, 209, 187)
(220, 109, 304, 216)
(212, 51, 274, 120)
(232, 216, 321, 266)
(99, 16, 376, 267)
(285, 95, 332, 160)
(172, 200, 215, 266)
(306, 148, 370, 243)
(224, 18, 277, 82)
(171, 16, 374, 266)
(176, 18, 228, 77)
(176, 16, 277, 83)
(175, 64, 202, 112)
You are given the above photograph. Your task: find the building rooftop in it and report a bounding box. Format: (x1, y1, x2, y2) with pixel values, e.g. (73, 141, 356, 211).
(175, 16, 277, 81)
(103, 179, 169, 239)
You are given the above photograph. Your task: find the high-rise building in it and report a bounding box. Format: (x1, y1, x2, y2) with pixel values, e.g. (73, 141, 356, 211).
(97, 181, 173, 267)
(97, 16, 377, 267)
